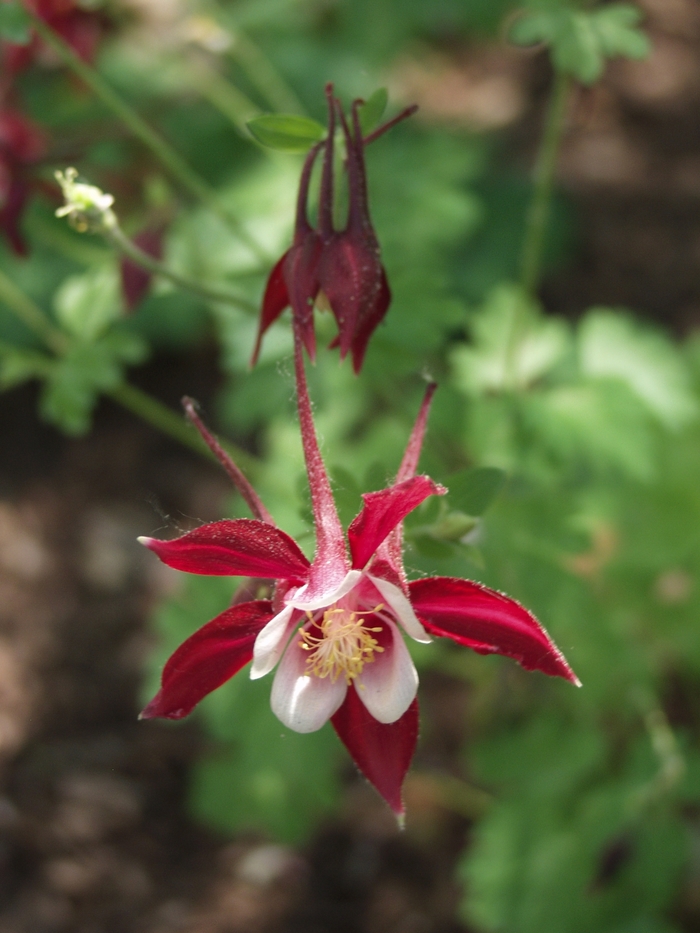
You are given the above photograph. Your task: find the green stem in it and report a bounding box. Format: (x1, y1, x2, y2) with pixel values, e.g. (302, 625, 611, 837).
(519, 70, 571, 298)
(186, 56, 261, 137)
(105, 224, 258, 313)
(0, 268, 68, 353)
(108, 383, 255, 470)
(0, 269, 256, 469)
(224, 23, 305, 115)
(29, 14, 270, 263)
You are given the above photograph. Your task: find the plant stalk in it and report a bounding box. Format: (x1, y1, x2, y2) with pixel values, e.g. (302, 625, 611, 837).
(519, 70, 571, 298)
(106, 225, 258, 313)
(0, 269, 68, 354)
(108, 383, 255, 470)
(29, 14, 269, 263)
(0, 269, 255, 468)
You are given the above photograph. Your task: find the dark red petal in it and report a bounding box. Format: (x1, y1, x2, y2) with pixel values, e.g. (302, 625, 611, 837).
(140, 518, 310, 581)
(317, 232, 384, 362)
(331, 685, 419, 816)
(284, 231, 322, 361)
(251, 251, 290, 366)
(349, 264, 391, 373)
(348, 475, 446, 570)
(141, 599, 273, 720)
(409, 577, 580, 684)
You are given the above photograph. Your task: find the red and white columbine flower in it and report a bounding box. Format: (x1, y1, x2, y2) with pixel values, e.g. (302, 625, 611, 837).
(139, 336, 579, 816)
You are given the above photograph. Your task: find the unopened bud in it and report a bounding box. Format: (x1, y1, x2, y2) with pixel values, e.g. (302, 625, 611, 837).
(55, 168, 117, 234)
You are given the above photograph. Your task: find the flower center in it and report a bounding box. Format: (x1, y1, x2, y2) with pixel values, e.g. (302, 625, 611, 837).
(299, 605, 384, 684)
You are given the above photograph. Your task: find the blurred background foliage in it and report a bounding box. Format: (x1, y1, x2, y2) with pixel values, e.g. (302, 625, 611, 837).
(2, 0, 700, 929)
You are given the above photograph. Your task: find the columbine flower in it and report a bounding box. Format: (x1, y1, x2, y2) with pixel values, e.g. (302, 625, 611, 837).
(251, 85, 416, 374)
(139, 336, 579, 816)
(0, 106, 46, 255)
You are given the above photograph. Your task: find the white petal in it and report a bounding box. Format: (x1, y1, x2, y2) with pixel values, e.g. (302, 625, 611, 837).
(291, 569, 363, 612)
(355, 620, 418, 723)
(270, 638, 347, 733)
(368, 575, 432, 643)
(250, 604, 295, 680)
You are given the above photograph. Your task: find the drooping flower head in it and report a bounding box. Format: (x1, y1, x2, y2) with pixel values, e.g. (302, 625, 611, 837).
(139, 336, 579, 817)
(0, 106, 46, 255)
(251, 85, 417, 374)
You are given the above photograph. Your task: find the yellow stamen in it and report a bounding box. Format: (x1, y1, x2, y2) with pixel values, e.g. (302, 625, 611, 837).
(299, 605, 385, 684)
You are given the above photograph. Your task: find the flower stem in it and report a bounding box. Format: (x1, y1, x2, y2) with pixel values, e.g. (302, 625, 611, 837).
(224, 24, 306, 115)
(108, 383, 255, 470)
(29, 14, 269, 263)
(105, 224, 258, 313)
(0, 268, 67, 353)
(182, 396, 271, 520)
(0, 268, 256, 468)
(185, 57, 261, 137)
(519, 70, 571, 298)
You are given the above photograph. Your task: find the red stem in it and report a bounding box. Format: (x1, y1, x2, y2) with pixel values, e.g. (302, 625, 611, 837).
(182, 397, 274, 524)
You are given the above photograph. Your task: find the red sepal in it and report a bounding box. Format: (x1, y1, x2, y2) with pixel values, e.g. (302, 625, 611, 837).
(348, 475, 446, 571)
(409, 577, 580, 685)
(140, 519, 310, 582)
(251, 250, 290, 366)
(141, 599, 274, 720)
(332, 686, 419, 816)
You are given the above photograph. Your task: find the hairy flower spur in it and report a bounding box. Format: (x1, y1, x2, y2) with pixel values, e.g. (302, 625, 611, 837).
(251, 85, 417, 374)
(139, 335, 579, 817)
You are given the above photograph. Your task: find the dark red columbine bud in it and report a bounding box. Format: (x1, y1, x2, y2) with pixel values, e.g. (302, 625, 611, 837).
(252, 138, 324, 365)
(252, 85, 416, 373)
(317, 96, 390, 373)
(120, 225, 166, 313)
(0, 107, 46, 255)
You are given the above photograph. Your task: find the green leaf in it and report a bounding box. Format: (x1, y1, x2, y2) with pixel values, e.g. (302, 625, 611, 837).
(594, 4, 650, 61)
(246, 113, 326, 152)
(445, 467, 507, 516)
(0, 348, 51, 389)
(190, 678, 340, 843)
(54, 263, 121, 342)
(0, 0, 31, 44)
(358, 87, 388, 135)
(555, 11, 604, 84)
(37, 331, 145, 435)
(451, 285, 571, 394)
(578, 310, 698, 430)
(509, 6, 649, 85)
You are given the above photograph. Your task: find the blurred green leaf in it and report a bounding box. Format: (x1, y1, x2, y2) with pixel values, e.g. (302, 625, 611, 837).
(53, 263, 121, 342)
(191, 676, 340, 843)
(0, 0, 30, 43)
(0, 347, 51, 389)
(38, 329, 147, 435)
(510, 5, 649, 84)
(578, 310, 698, 431)
(452, 284, 571, 394)
(445, 467, 507, 516)
(358, 87, 388, 134)
(246, 113, 326, 151)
